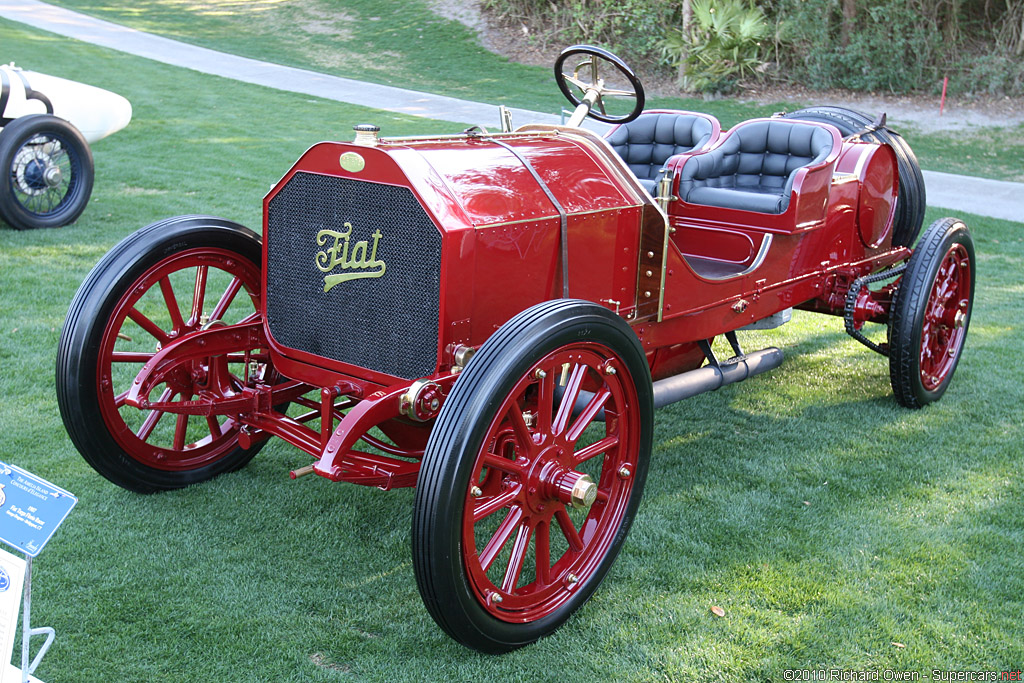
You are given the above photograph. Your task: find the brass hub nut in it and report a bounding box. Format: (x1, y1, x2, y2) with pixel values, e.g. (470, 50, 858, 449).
(400, 380, 442, 422)
(554, 471, 597, 509)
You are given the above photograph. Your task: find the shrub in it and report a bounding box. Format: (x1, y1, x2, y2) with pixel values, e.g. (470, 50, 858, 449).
(481, 0, 675, 69)
(481, 0, 1024, 96)
(774, 0, 945, 93)
(661, 0, 771, 93)
(960, 53, 1024, 96)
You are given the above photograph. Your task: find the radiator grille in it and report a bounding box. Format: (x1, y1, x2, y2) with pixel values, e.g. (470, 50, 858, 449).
(266, 172, 442, 380)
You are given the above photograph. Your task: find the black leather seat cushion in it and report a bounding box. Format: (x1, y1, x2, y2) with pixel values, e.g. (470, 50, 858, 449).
(606, 113, 717, 194)
(678, 119, 836, 213)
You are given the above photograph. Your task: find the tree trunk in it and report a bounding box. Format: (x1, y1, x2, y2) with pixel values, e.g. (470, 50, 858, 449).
(1018, 5, 1024, 55)
(677, 0, 693, 86)
(840, 0, 857, 47)
(945, 0, 962, 45)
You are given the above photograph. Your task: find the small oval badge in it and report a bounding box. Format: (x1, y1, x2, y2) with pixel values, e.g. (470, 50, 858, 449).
(339, 152, 365, 173)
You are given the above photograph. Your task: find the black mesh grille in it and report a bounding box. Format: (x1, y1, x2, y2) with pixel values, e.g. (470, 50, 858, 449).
(266, 172, 442, 380)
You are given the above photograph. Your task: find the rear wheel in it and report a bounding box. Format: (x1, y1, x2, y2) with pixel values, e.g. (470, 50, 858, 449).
(782, 106, 925, 247)
(412, 300, 653, 652)
(0, 114, 94, 230)
(889, 218, 975, 408)
(57, 216, 271, 492)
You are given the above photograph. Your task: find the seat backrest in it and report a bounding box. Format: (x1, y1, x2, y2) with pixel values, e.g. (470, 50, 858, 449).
(606, 112, 718, 186)
(677, 119, 837, 212)
(684, 119, 836, 191)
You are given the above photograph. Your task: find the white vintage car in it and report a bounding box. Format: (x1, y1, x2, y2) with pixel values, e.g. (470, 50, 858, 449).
(0, 64, 131, 230)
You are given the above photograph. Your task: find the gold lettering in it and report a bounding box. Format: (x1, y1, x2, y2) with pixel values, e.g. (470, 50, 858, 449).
(315, 222, 387, 292)
(315, 223, 353, 272)
(350, 239, 367, 267)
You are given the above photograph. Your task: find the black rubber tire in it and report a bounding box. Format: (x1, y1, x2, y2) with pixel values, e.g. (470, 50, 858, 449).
(412, 299, 653, 653)
(56, 215, 269, 493)
(554, 44, 645, 124)
(889, 217, 975, 408)
(0, 114, 94, 230)
(782, 106, 926, 248)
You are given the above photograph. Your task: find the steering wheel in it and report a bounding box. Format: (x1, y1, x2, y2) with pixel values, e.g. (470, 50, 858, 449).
(554, 45, 645, 125)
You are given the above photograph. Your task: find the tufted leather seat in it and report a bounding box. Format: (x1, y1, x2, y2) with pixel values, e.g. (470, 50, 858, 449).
(606, 112, 719, 194)
(677, 119, 837, 214)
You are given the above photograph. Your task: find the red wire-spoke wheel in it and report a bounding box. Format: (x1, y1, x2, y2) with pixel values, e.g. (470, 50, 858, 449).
(57, 216, 272, 492)
(889, 217, 975, 408)
(413, 300, 653, 653)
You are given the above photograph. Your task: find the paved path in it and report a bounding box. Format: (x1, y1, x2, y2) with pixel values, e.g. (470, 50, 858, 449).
(2, 0, 1021, 223)
(920, 171, 1021, 223)
(0, 0, 582, 130)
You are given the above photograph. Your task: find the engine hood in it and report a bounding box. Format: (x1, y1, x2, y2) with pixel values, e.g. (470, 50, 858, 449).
(262, 126, 652, 386)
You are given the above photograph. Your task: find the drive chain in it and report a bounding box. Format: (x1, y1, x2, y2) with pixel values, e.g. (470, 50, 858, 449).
(843, 263, 907, 357)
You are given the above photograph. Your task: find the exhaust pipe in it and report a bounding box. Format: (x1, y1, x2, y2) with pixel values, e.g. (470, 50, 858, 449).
(564, 347, 784, 418)
(652, 347, 783, 409)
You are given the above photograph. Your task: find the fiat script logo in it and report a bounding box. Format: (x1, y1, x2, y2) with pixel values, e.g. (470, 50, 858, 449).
(315, 222, 386, 292)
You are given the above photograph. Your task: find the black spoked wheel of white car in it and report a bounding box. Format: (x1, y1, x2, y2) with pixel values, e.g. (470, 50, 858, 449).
(0, 114, 94, 230)
(889, 217, 975, 408)
(56, 216, 273, 493)
(412, 300, 653, 653)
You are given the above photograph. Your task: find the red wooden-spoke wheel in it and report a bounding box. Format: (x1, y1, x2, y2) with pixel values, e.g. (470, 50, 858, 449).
(918, 243, 971, 391)
(95, 248, 260, 470)
(413, 300, 653, 653)
(464, 344, 639, 622)
(889, 217, 975, 408)
(57, 216, 271, 492)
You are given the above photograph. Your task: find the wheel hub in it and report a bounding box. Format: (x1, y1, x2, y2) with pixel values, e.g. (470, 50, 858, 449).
(13, 139, 67, 197)
(557, 471, 598, 509)
(528, 448, 597, 512)
(19, 158, 53, 195)
(43, 165, 63, 188)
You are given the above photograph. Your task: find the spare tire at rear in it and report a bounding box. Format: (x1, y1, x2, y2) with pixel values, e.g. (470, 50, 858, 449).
(782, 106, 926, 248)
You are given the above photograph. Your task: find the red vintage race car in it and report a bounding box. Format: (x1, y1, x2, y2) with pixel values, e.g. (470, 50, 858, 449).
(56, 46, 974, 653)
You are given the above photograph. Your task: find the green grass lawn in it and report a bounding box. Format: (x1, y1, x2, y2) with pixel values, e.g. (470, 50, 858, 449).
(1, 17, 1023, 682)
(38, 0, 1024, 182)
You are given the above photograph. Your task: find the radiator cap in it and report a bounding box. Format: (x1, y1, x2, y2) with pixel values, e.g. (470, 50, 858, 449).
(352, 123, 380, 147)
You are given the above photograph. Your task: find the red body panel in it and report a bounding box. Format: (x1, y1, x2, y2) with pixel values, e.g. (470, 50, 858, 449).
(262, 123, 902, 388)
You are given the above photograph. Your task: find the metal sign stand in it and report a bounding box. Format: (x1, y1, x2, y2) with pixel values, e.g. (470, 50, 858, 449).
(0, 462, 77, 683)
(19, 557, 51, 683)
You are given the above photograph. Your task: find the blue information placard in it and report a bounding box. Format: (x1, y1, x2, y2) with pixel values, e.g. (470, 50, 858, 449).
(0, 462, 77, 557)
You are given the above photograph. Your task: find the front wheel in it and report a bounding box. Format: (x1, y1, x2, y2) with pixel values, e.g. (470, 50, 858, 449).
(57, 216, 271, 492)
(0, 114, 94, 230)
(412, 300, 653, 653)
(889, 217, 975, 408)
